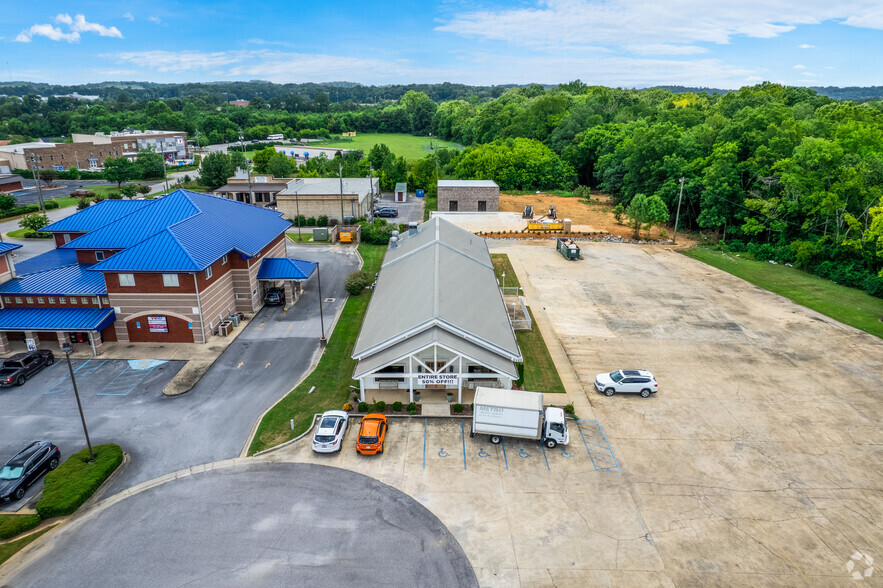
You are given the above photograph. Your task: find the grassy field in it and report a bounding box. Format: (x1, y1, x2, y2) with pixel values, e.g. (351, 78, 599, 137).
(515, 308, 566, 394)
(248, 243, 387, 454)
(0, 527, 53, 567)
(491, 253, 522, 289)
(313, 133, 462, 161)
(684, 248, 883, 339)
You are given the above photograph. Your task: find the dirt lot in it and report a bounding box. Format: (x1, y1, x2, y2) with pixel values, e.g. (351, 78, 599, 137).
(500, 191, 676, 241)
(270, 240, 881, 587)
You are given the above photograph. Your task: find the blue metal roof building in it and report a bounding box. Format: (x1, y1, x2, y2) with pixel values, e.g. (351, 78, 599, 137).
(0, 264, 107, 296)
(0, 242, 22, 257)
(12, 249, 79, 277)
(0, 307, 115, 332)
(43, 200, 152, 234)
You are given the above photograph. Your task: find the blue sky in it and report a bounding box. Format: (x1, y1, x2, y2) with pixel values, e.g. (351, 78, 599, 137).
(4, 1, 882, 88)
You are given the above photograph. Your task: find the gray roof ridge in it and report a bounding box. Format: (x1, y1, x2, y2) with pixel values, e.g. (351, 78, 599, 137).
(433, 219, 440, 319)
(353, 319, 440, 359)
(437, 239, 493, 269)
(434, 317, 522, 361)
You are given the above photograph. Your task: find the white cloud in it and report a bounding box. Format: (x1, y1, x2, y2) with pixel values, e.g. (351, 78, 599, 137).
(799, 43, 817, 48)
(15, 13, 122, 43)
(793, 64, 807, 69)
(123, 12, 134, 21)
(148, 16, 162, 24)
(626, 44, 708, 55)
(436, 0, 883, 49)
(110, 50, 251, 73)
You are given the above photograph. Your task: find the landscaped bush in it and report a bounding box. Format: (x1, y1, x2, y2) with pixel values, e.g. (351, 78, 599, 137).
(44, 200, 59, 210)
(392, 401, 403, 412)
(357, 401, 369, 413)
(452, 403, 464, 413)
(23, 232, 52, 239)
(344, 271, 370, 295)
(0, 514, 41, 540)
(374, 400, 387, 413)
(563, 402, 576, 417)
(107, 191, 123, 200)
(342, 402, 353, 411)
(36, 444, 123, 520)
(407, 402, 418, 415)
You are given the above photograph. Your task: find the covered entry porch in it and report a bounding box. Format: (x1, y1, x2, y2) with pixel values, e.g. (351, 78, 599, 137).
(354, 330, 519, 404)
(256, 258, 317, 306)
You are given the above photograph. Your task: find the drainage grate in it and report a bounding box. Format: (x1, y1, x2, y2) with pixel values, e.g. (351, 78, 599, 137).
(324, 298, 335, 303)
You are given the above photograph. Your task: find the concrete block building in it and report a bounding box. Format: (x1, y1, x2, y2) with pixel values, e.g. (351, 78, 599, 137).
(0, 190, 314, 355)
(276, 177, 379, 222)
(437, 180, 500, 212)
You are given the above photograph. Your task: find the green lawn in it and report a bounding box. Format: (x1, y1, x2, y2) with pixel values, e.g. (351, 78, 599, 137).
(248, 243, 387, 454)
(0, 527, 53, 567)
(286, 233, 330, 244)
(683, 248, 883, 339)
(490, 253, 522, 289)
(313, 133, 462, 161)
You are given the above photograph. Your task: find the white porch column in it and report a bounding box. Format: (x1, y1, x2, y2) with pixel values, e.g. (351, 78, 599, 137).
(408, 356, 414, 403)
(359, 377, 365, 402)
(457, 356, 463, 404)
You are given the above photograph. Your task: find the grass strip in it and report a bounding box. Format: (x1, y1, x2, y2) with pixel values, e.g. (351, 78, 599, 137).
(490, 253, 522, 289)
(248, 243, 387, 454)
(683, 248, 883, 339)
(36, 444, 123, 520)
(0, 527, 53, 568)
(0, 515, 41, 541)
(516, 307, 566, 394)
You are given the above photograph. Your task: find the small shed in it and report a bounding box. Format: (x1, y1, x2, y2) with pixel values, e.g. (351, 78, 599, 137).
(394, 182, 407, 203)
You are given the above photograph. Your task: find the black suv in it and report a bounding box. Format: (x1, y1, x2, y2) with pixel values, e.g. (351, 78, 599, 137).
(264, 287, 286, 306)
(0, 441, 61, 503)
(0, 350, 55, 387)
(374, 207, 399, 218)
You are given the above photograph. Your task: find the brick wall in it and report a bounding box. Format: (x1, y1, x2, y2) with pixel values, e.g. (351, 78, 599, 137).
(76, 250, 119, 264)
(54, 233, 86, 248)
(276, 194, 368, 221)
(438, 185, 500, 212)
(1, 294, 104, 308)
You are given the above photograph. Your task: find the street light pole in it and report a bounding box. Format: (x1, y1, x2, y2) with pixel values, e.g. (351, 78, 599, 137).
(316, 263, 326, 346)
(295, 188, 302, 242)
(62, 343, 94, 462)
(339, 161, 344, 225)
(673, 177, 685, 244)
(29, 155, 46, 213)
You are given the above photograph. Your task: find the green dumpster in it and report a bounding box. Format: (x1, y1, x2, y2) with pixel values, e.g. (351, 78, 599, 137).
(556, 238, 580, 260)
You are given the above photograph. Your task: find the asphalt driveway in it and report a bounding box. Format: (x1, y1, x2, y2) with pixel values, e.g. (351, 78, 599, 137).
(0, 244, 360, 508)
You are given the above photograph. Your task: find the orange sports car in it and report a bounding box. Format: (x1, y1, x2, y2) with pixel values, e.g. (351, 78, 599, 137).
(355, 413, 387, 455)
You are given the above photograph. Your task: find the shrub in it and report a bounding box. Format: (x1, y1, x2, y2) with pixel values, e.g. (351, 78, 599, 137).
(44, 200, 59, 210)
(0, 514, 41, 540)
(36, 444, 123, 520)
(93, 194, 106, 203)
(136, 184, 151, 195)
(342, 402, 353, 411)
(107, 191, 123, 200)
(563, 402, 576, 417)
(374, 400, 387, 413)
(572, 185, 590, 199)
(612, 203, 625, 225)
(357, 401, 369, 412)
(120, 184, 138, 197)
(317, 216, 329, 226)
(306, 217, 317, 226)
(452, 403, 464, 413)
(407, 402, 418, 415)
(392, 401, 403, 412)
(344, 271, 370, 295)
(76, 198, 90, 210)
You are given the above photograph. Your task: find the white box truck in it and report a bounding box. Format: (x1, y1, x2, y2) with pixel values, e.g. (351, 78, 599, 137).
(470, 387, 569, 448)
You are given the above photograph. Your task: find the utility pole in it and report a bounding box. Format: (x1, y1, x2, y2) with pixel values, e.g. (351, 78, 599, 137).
(673, 177, 685, 244)
(63, 343, 94, 462)
(368, 166, 375, 220)
(295, 186, 302, 242)
(339, 161, 344, 225)
(317, 262, 326, 347)
(29, 155, 46, 214)
(158, 140, 169, 193)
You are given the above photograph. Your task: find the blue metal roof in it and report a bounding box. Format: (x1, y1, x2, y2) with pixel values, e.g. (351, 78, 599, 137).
(0, 307, 115, 332)
(43, 200, 152, 234)
(0, 242, 22, 256)
(13, 248, 79, 276)
(257, 258, 317, 280)
(86, 190, 291, 273)
(0, 264, 107, 295)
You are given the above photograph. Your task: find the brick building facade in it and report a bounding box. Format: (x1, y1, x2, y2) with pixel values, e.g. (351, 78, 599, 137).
(437, 180, 500, 212)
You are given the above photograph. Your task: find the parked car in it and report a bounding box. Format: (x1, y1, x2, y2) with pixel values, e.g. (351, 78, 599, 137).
(0, 350, 55, 387)
(355, 413, 387, 455)
(312, 410, 349, 453)
(263, 287, 285, 306)
(594, 369, 658, 397)
(0, 441, 61, 503)
(373, 207, 399, 218)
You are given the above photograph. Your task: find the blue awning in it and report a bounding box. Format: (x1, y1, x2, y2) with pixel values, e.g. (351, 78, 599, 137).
(0, 307, 116, 332)
(257, 258, 317, 281)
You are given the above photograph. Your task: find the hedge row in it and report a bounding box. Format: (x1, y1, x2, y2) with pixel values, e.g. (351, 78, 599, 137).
(0, 199, 59, 220)
(35, 444, 123, 520)
(0, 514, 41, 540)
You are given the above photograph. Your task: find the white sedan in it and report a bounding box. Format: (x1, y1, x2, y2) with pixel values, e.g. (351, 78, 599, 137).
(594, 369, 658, 397)
(311, 411, 349, 453)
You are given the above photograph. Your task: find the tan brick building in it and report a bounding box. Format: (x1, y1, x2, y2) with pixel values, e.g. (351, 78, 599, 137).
(437, 180, 500, 212)
(275, 177, 379, 222)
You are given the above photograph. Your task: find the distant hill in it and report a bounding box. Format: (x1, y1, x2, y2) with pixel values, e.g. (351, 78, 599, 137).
(653, 84, 883, 101)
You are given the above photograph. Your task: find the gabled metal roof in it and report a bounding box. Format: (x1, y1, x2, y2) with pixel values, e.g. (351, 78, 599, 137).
(0, 264, 107, 295)
(43, 200, 152, 234)
(0, 242, 22, 256)
(257, 258, 317, 280)
(12, 249, 78, 276)
(0, 307, 115, 332)
(71, 190, 291, 273)
(353, 216, 521, 367)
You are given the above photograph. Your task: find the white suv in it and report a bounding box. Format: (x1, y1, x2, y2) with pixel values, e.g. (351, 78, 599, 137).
(594, 369, 657, 398)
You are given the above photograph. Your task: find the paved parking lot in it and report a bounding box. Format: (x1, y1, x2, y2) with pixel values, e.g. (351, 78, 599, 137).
(374, 192, 424, 224)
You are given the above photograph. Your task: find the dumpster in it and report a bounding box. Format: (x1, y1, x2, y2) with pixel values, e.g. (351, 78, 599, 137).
(556, 237, 580, 260)
(416, 189, 425, 198)
(339, 231, 353, 244)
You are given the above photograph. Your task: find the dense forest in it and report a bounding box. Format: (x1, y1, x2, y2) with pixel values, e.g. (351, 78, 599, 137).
(1, 80, 882, 293)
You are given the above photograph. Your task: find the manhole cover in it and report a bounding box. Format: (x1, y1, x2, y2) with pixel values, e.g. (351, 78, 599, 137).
(324, 298, 336, 303)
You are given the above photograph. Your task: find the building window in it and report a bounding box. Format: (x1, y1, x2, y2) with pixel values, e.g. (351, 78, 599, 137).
(3, 297, 9, 303)
(48, 297, 55, 304)
(92, 297, 99, 304)
(49, 155, 54, 161)
(449, 200, 459, 211)
(61, 154, 64, 160)
(118, 273, 135, 287)
(37, 297, 44, 304)
(96, 251, 105, 261)
(15, 297, 22, 304)
(81, 297, 89, 305)
(63, 234, 71, 244)
(102, 298, 109, 305)
(221, 255, 228, 265)
(477, 201, 487, 211)
(205, 267, 213, 280)
(163, 274, 179, 287)
(59, 297, 66, 304)
(26, 297, 33, 304)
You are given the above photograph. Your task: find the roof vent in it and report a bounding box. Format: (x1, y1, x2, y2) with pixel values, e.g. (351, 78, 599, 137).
(389, 231, 399, 249)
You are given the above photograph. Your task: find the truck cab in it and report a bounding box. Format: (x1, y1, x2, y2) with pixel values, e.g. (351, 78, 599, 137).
(542, 407, 569, 448)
